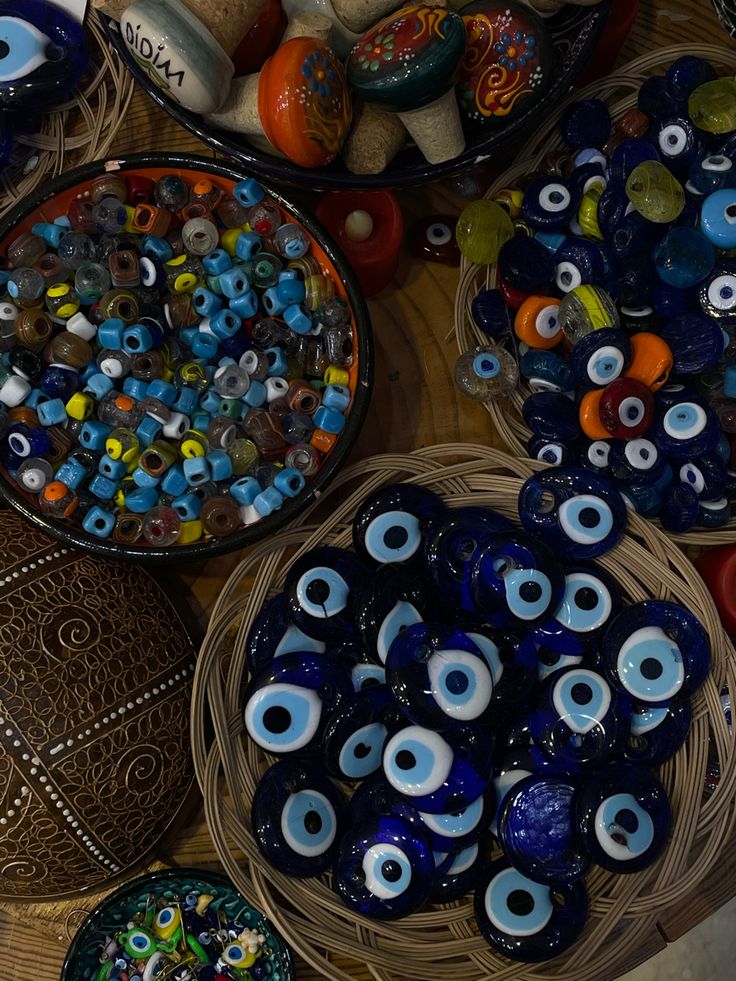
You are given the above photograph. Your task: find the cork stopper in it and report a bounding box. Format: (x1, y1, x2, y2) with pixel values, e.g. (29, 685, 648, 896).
(180, 0, 269, 55)
(91, 0, 136, 18)
(398, 89, 465, 165)
(331, 0, 404, 35)
(343, 102, 407, 175)
(205, 74, 264, 137)
(282, 11, 332, 44)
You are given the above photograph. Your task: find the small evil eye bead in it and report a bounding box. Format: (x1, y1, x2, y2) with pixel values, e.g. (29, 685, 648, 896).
(244, 592, 326, 675)
(496, 236, 556, 295)
(553, 237, 613, 294)
(700, 188, 736, 249)
(570, 327, 631, 389)
(250, 758, 348, 877)
(625, 696, 692, 766)
(601, 599, 711, 704)
(429, 838, 490, 905)
(624, 332, 674, 391)
(521, 177, 581, 230)
(679, 452, 727, 499)
(410, 216, 461, 265)
(519, 349, 573, 393)
(498, 775, 590, 884)
(321, 686, 404, 782)
(453, 346, 518, 401)
(518, 466, 628, 560)
(284, 545, 369, 641)
(599, 377, 654, 441)
(649, 116, 700, 174)
(474, 859, 588, 963)
(527, 437, 576, 467)
(121, 926, 157, 959)
(355, 563, 429, 663)
(560, 99, 611, 151)
(470, 288, 512, 340)
(579, 439, 613, 476)
(352, 483, 446, 567)
(522, 391, 580, 444)
(154, 904, 181, 941)
(333, 815, 434, 920)
(653, 398, 720, 459)
(608, 438, 666, 485)
(575, 762, 671, 874)
(243, 651, 353, 755)
(698, 264, 736, 320)
(514, 295, 562, 349)
(689, 153, 736, 195)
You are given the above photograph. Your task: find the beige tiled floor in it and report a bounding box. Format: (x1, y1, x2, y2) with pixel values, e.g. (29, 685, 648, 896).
(619, 897, 736, 980)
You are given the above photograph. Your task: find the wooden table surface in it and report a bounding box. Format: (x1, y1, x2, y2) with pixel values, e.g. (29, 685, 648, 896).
(2, 1, 736, 978)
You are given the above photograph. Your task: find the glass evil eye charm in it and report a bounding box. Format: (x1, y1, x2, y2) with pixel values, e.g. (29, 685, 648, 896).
(245, 591, 326, 674)
(355, 563, 429, 664)
(518, 467, 627, 560)
(570, 328, 631, 389)
(653, 397, 721, 459)
(0, 0, 87, 111)
(321, 685, 404, 782)
(250, 759, 348, 877)
(386, 622, 495, 728)
(284, 546, 369, 641)
(333, 815, 434, 920)
(416, 785, 496, 853)
(698, 264, 736, 321)
(575, 762, 671, 874)
(331, 638, 387, 692)
(625, 696, 691, 766)
(474, 859, 588, 963)
(430, 837, 489, 904)
(454, 345, 519, 401)
(521, 177, 581, 230)
(601, 600, 710, 705)
(353, 483, 446, 567)
(532, 562, 622, 659)
(382, 723, 493, 814)
(243, 652, 353, 755)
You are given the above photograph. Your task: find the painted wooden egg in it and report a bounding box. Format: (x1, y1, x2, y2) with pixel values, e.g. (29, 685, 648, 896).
(0, 512, 201, 899)
(456, 1, 553, 129)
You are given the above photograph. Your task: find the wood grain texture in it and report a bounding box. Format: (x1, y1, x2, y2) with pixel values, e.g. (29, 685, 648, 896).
(1, 1, 734, 978)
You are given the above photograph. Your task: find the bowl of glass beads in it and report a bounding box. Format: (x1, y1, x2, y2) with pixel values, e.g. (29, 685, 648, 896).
(191, 443, 736, 981)
(61, 866, 295, 981)
(0, 154, 372, 562)
(454, 43, 736, 545)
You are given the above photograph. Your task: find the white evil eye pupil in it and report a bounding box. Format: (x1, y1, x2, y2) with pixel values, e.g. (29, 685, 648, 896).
(363, 843, 412, 899)
(625, 438, 657, 469)
(559, 494, 614, 545)
(556, 262, 582, 291)
(540, 184, 571, 212)
(553, 668, 611, 734)
(703, 155, 731, 172)
(535, 304, 561, 338)
(504, 569, 553, 620)
(364, 510, 422, 563)
(427, 223, 452, 245)
(588, 346, 624, 385)
(619, 396, 645, 427)
(383, 726, 453, 797)
(426, 649, 493, 720)
(473, 352, 500, 378)
(244, 682, 322, 753)
(281, 789, 337, 856)
(708, 275, 736, 310)
(589, 441, 610, 466)
(557, 572, 611, 632)
(485, 867, 553, 937)
(616, 625, 685, 701)
(663, 402, 706, 439)
(296, 567, 349, 618)
(595, 793, 655, 860)
(660, 125, 687, 155)
(680, 463, 704, 494)
(339, 722, 387, 779)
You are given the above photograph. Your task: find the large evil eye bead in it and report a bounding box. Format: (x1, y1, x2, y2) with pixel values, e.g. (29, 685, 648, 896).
(601, 600, 710, 703)
(386, 622, 494, 728)
(245, 592, 326, 674)
(575, 762, 671, 874)
(355, 563, 429, 665)
(698, 265, 736, 320)
(522, 391, 581, 444)
(333, 816, 434, 920)
(498, 775, 590, 884)
(522, 177, 581, 230)
(570, 328, 631, 388)
(519, 466, 627, 560)
(353, 483, 446, 566)
(321, 686, 403, 781)
(459, 620, 539, 725)
(554, 565, 621, 637)
(430, 837, 489, 904)
(285, 546, 369, 640)
(348, 775, 425, 834)
(243, 652, 353, 755)
(625, 697, 692, 766)
(474, 860, 588, 963)
(250, 759, 348, 877)
(417, 786, 495, 851)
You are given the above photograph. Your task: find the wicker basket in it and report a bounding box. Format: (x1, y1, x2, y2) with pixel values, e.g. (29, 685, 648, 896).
(191, 443, 736, 981)
(0, 10, 134, 218)
(453, 44, 736, 547)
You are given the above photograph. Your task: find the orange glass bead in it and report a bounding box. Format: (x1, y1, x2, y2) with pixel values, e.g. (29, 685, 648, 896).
(579, 389, 610, 440)
(514, 296, 562, 349)
(310, 428, 337, 454)
(624, 333, 674, 391)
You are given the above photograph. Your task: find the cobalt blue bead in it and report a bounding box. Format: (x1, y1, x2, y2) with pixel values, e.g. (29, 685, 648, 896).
(348, 775, 424, 832)
(490, 743, 561, 838)
(333, 815, 434, 920)
(519, 350, 573, 393)
(689, 152, 736, 195)
(608, 438, 667, 485)
(40, 365, 79, 400)
(284, 545, 369, 641)
(6, 423, 49, 458)
(619, 481, 663, 517)
(522, 392, 580, 443)
(698, 497, 731, 527)
(653, 227, 715, 288)
(609, 213, 663, 266)
(666, 55, 717, 102)
(355, 562, 430, 663)
(243, 651, 353, 756)
(625, 697, 691, 766)
(659, 482, 699, 532)
(700, 188, 736, 249)
(679, 452, 727, 499)
(470, 530, 565, 628)
(322, 685, 404, 782)
(569, 158, 607, 193)
(649, 116, 700, 175)
(518, 466, 627, 560)
(386, 623, 494, 729)
(553, 237, 616, 295)
(608, 138, 659, 183)
(619, 262, 659, 310)
(456, 620, 538, 728)
(474, 859, 588, 963)
(497, 237, 555, 294)
(417, 787, 496, 853)
(597, 181, 631, 241)
(251, 759, 348, 877)
(429, 839, 489, 904)
(245, 592, 325, 675)
(470, 288, 512, 340)
(699, 264, 736, 321)
(658, 313, 724, 372)
(529, 665, 630, 772)
(353, 483, 446, 567)
(601, 599, 710, 704)
(560, 99, 611, 150)
(382, 722, 493, 814)
(654, 282, 699, 320)
(521, 177, 581, 230)
(570, 327, 631, 388)
(532, 562, 622, 657)
(527, 437, 577, 467)
(638, 74, 680, 117)
(499, 775, 590, 884)
(652, 397, 720, 458)
(575, 762, 671, 874)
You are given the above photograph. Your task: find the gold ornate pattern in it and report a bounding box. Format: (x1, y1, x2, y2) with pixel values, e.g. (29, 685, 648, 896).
(0, 513, 198, 899)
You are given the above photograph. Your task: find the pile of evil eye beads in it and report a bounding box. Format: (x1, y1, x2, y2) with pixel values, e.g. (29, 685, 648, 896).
(455, 57, 736, 534)
(0, 172, 356, 546)
(97, 888, 279, 981)
(241, 470, 711, 962)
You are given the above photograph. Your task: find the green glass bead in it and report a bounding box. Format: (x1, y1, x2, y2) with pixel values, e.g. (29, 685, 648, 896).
(455, 199, 514, 265)
(219, 397, 242, 419)
(625, 161, 685, 223)
(688, 78, 736, 134)
(228, 437, 259, 475)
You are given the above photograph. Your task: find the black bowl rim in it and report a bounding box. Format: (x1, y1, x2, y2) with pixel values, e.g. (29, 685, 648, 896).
(0, 152, 374, 564)
(59, 865, 297, 981)
(101, 2, 613, 191)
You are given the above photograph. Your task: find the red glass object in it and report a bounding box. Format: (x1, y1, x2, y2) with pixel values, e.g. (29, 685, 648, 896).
(578, 0, 639, 85)
(497, 276, 530, 311)
(126, 174, 155, 205)
(232, 0, 287, 77)
(316, 191, 404, 297)
(599, 377, 654, 440)
(695, 545, 736, 637)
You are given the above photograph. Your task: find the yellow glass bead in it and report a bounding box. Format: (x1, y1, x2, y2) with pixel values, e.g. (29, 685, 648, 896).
(122, 204, 137, 234)
(688, 78, 736, 134)
(559, 285, 619, 345)
(47, 282, 80, 318)
(494, 187, 524, 220)
(220, 227, 243, 256)
(106, 427, 140, 462)
(65, 392, 94, 421)
(113, 487, 127, 508)
(578, 182, 604, 239)
(324, 366, 349, 386)
(178, 519, 203, 544)
(625, 161, 685, 223)
(179, 429, 208, 459)
(456, 199, 514, 265)
(173, 272, 198, 293)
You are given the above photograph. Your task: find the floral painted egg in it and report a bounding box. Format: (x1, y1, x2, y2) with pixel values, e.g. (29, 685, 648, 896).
(0, 512, 200, 899)
(456, 1, 553, 129)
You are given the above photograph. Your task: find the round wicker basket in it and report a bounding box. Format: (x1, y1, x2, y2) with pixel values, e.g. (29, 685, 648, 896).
(0, 10, 134, 218)
(192, 443, 736, 981)
(453, 44, 736, 547)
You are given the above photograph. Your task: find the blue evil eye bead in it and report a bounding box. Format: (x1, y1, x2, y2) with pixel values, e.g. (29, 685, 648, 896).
(698, 497, 731, 528)
(553, 238, 615, 295)
(355, 563, 429, 664)
(521, 177, 581, 230)
(570, 328, 631, 389)
(666, 55, 717, 103)
(353, 483, 446, 567)
(458, 620, 538, 726)
(619, 481, 664, 518)
(0, 0, 87, 111)
(608, 138, 659, 183)
(250, 759, 348, 877)
(575, 762, 671, 874)
(653, 227, 715, 289)
(454, 345, 519, 401)
(474, 859, 588, 963)
(243, 652, 353, 755)
(625, 696, 692, 766)
(679, 452, 727, 499)
(245, 592, 326, 674)
(608, 438, 668, 485)
(386, 622, 494, 729)
(422, 506, 513, 614)
(527, 437, 577, 467)
(529, 666, 630, 772)
(700, 188, 736, 249)
(698, 264, 736, 321)
(560, 99, 611, 151)
(652, 398, 720, 459)
(637, 74, 680, 118)
(534, 563, 621, 654)
(330, 639, 386, 691)
(579, 439, 612, 477)
(597, 180, 632, 242)
(519, 349, 573, 393)
(333, 815, 434, 920)
(497, 236, 555, 295)
(689, 153, 736, 195)
(658, 313, 725, 374)
(601, 600, 710, 704)
(430, 838, 489, 904)
(518, 467, 627, 560)
(471, 289, 512, 340)
(321, 686, 404, 782)
(534, 644, 583, 683)
(416, 785, 495, 852)
(382, 723, 493, 814)
(649, 116, 700, 175)
(470, 530, 565, 628)
(348, 775, 425, 836)
(489, 744, 557, 837)
(522, 392, 581, 444)
(609, 213, 662, 267)
(498, 775, 590, 884)
(284, 546, 369, 641)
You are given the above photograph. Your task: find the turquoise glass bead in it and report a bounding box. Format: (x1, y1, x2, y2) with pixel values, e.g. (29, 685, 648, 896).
(653, 227, 715, 288)
(172, 492, 202, 520)
(230, 289, 259, 319)
(89, 473, 118, 499)
(55, 458, 87, 489)
(231, 476, 261, 506)
(314, 405, 345, 434)
(135, 416, 163, 446)
(126, 486, 158, 512)
(700, 188, 736, 248)
(191, 331, 219, 359)
(274, 467, 305, 497)
(161, 463, 188, 496)
(131, 465, 160, 489)
(37, 398, 67, 426)
(183, 456, 211, 485)
(234, 178, 265, 207)
(203, 248, 232, 275)
(97, 317, 125, 349)
(123, 378, 149, 401)
(192, 287, 223, 317)
(254, 485, 284, 516)
(83, 505, 116, 538)
(99, 454, 127, 481)
(207, 448, 233, 481)
(80, 420, 112, 451)
(236, 232, 262, 261)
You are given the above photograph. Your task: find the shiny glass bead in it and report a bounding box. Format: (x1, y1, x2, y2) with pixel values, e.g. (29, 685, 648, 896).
(625, 161, 685, 223)
(688, 78, 736, 134)
(558, 286, 619, 345)
(653, 226, 715, 288)
(454, 346, 518, 401)
(456, 200, 514, 265)
(142, 505, 181, 546)
(182, 217, 219, 256)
